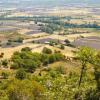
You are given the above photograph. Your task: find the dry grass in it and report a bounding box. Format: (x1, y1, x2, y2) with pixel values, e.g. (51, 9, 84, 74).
(0, 43, 42, 59)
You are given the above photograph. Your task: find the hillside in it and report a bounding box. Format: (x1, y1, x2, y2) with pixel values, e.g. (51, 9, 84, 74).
(0, 0, 100, 100)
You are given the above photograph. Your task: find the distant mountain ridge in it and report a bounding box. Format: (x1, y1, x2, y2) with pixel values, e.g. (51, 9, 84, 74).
(0, 0, 100, 8)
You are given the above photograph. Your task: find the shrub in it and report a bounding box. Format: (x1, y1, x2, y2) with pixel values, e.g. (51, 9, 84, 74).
(15, 69, 26, 80)
(55, 66, 67, 74)
(1, 72, 9, 79)
(7, 79, 45, 100)
(15, 37, 23, 43)
(54, 53, 65, 61)
(49, 41, 54, 46)
(1, 59, 8, 68)
(11, 51, 41, 72)
(6, 42, 11, 45)
(49, 54, 56, 63)
(64, 39, 70, 44)
(42, 47, 52, 54)
(21, 47, 31, 52)
(60, 45, 65, 50)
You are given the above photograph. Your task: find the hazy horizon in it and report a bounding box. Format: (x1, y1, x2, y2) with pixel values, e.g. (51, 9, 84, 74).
(0, 0, 100, 9)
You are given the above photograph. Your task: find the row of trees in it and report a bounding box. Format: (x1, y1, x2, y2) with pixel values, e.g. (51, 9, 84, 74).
(64, 22, 100, 28)
(40, 23, 61, 34)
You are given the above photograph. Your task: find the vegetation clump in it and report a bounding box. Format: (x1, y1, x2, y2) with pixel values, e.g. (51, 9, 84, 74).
(0, 47, 99, 100)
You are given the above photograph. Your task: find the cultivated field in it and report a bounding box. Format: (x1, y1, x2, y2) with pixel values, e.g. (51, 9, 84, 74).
(0, 6, 100, 59)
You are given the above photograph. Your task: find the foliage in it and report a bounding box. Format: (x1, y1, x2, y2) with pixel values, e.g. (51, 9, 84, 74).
(1, 59, 9, 68)
(1, 72, 9, 79)
(64, 39, 70, 44)
(15, 37, 24, 43)
(7, 79, 45, 100)
(11, 47, 64, 72)
(11, 51, 41, 72)
(60, 44, 65, 50)
(77, 47, 95, 87)
(42, 47, 52, 54)
(0, 46, 99, 100)
(15, 69, 27, 80)
(93, 51, 100, 91)
(21, 47, 31, 52)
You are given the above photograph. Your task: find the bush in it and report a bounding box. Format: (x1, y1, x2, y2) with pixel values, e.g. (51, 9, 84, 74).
(15, 69, 27, 80)
(64, 39, 70, 44)
(60, 45, 65, 50)
(49, 70, 60, 78)
(1, 59, 8, 68)
(7, 79, 45, 100)
(15, 37, 24, 43)
(55, 66, 67, 74)
(11, 51, 41, 72)
(49, 41, 54, 46)
(42, 47, 52, 54)
(41, 54, 49, 65)
(85, 88, 100, 100)
(54, 53, 65, 61)
(49, 55, 56, 63)
(1, 72, 9, 79)
(21, 47, 31, 52)
(6, 42, 11, 45)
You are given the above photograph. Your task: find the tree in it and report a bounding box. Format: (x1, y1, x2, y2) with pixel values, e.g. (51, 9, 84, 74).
(1, 72, 9, 79)
(49, 41, 54, 46)
(7, 79, 45, 100)
(16, 37, 24, 43)
(77, 47, 95, 87)
(1, 59, 9, 68)
(60, 45, 65, 50)
(6, 42, 11, 46)
(41, 54, 49, 65)
(21, 47, 31, 52)
(15, 69, 27, 80)
(11, 51, 42, 72)
(49, 55, 56, 63)
(40, 25, 53, 34)
(0, 52, 4, 58)
(93, 51, 100, 91)
(42, 47, 52, 54)
(64, 39, 70, 44)
(54, 53, 65, 61)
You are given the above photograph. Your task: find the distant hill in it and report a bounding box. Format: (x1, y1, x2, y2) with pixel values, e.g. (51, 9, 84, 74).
(0, 0, 100, 8)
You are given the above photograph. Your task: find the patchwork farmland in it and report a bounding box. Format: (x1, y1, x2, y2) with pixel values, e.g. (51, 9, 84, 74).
(72, 36, 100, 50)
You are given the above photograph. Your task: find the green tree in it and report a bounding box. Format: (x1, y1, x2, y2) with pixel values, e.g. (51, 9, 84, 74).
(1, 59, 9, 68)
(7, 79, 45, 100)
(60, 45, 65, 50)
(41, 54, 49, 65)
(11, 51, 41, 72)
(21, 47, 31, 52)
(54, 53, 65, 61)
(15, 69, 27, 80)
(77, 47, 95, 87)
(64, 39, 70, 44)
(16, 37, 23, 43)
(42, 47, 52, 54)
(1, 72, 9, 79)
(93, 51, 100, 91)
(49, 55, 56, 63)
